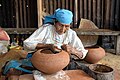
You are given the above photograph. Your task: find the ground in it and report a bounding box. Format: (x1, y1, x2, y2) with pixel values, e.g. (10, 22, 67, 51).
(98, 52, 120, 80)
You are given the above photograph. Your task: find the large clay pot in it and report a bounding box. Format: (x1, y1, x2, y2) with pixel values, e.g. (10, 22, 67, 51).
(31, 49, 70, 74)
(84, 47, 105, 63)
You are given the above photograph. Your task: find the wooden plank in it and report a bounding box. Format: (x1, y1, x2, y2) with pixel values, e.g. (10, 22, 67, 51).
(3, 28, 37, 34)
(26, 0, 30, 28)
(49, 0, 53, 14)
(23, 0, 27, 28)
(96, 0, 101, 28)
(15, 0, 19, 28)
(84, 0, 88, 19)
(80, 0, 83, 18)
(105, 0, 111, 29)
(88, 0, 92, 20)
(37, 0, 42, 27)
(115, 36, 120, 55)
(74, 0, 78, 28)
(53, 0, 57, 11)
(92, 0, 97, 24)
(6, 1, 10, 27)
(45, 0, 49, 13)
(10, 0, 15, 28)
(73, 28, 120, 36)
(57, 0, 61, 8)
(65, 0, 69, 9)
(110, 0, 115, 29)
(69, 0, 73, 11)
(61, 0, 65, 8)
(101, 0, 104, 28)
(115, 0, 120, 30)
(19, 0, 23, 28)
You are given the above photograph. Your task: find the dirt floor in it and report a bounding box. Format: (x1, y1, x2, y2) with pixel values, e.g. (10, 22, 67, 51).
(98, 52, 120, 80)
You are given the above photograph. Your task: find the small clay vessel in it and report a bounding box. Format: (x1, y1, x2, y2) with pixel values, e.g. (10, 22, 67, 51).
(89, 64, 114, 80)
(84, 47, 105, 63)
(31, 49, 70, 74)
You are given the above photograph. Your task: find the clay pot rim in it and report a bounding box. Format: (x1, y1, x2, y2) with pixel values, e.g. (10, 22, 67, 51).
(35, 49, 69, 56)
(89, 64, 114, 74)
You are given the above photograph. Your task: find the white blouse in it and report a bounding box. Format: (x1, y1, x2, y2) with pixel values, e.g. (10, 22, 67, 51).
(23, 24, 88, 59)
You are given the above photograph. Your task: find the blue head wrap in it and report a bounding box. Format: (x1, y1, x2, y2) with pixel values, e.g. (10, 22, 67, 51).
(44, 8, 73, 25)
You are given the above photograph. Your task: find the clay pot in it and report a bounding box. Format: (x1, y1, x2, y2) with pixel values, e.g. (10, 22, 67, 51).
(31, 49, 70, 74)
(84, 47, 105, 63)
(89, 64, 114, 80)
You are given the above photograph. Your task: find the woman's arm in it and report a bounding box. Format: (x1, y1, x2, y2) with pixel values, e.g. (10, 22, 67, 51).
(65, 30, 88, 59)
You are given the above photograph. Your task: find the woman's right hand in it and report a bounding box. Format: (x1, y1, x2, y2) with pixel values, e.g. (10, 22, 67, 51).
(48, 44, 62, 53)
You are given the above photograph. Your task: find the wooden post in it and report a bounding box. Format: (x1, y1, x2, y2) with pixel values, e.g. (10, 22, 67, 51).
(37, 0, 42, 27)
(88, 0, 92, 20)
(96, 0, 101, 28)
(84, 0, 87, 19)
(110, 0, 115, 29)
(80, 0, 83, 18)
(93, 0, 97, 24)
(15, 0, 19, 28)
(115, 0, 120, 30)
(19, 0, 23, 28)
(115, 35, 120, 55)
(105, 0, 111, 29)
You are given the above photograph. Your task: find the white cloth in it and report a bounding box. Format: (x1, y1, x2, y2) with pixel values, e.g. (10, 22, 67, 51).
(33, 70, 70, 80)
(0, 41, 9, 54)
(23, 24, 88, 59)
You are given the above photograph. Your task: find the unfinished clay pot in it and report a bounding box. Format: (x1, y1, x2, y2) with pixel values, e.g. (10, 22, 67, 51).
(31, 49, 70, 74)
(78, 18, 99, 47)
(84, 47, 105, 63)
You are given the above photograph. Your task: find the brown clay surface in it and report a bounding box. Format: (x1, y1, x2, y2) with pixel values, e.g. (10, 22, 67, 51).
(98, 52, 120, 80)
(19, 74, 34, 80)
(65, 70, 94, 80)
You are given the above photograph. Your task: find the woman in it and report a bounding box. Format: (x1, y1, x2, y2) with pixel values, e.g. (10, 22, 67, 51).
(23, 8, 88, 60)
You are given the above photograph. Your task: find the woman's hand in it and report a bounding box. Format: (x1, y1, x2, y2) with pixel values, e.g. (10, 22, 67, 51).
(48, 44, 62, 53)
(61, 44, 75, 54)
(61, 44, 83, 59)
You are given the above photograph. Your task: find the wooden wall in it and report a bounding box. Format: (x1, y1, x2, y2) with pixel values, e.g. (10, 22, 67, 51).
(0, 0, 120, 30)
(42, 0, 120, 30)
(0, 0, 38, 28)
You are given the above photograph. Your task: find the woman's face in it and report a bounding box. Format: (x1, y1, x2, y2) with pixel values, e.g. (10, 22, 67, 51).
(55, 22, 70, 35)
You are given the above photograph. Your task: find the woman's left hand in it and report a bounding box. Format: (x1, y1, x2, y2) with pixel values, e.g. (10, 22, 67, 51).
(61, 44, 83, 59)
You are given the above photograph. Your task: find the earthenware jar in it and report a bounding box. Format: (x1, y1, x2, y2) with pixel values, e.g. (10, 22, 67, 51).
(84, 47, 105, 63)
(31, 49, 70, 74)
